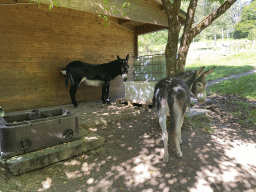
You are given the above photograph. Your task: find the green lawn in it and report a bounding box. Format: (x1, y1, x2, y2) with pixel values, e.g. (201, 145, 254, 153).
(208, 71, 256, 126)
(185, 50, 256, 126)
(208, 74, 256, 100)
(228, 100, 256, 125)
(185, 50, 256, 81)
(198, 51, 256, 126)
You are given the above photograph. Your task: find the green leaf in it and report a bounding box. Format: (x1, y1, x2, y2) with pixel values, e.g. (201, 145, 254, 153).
(122, 2, 130, 8)
(103, 0, 110, 4)
(53, 2, 58, 7)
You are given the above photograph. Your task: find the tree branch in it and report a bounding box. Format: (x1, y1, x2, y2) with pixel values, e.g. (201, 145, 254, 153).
(190, 0, 238, 38)
(184, 0, 198, 32)
(161, 0, 172, 17)
(179, 0, 198, 47)
(173, 0, 182, 15)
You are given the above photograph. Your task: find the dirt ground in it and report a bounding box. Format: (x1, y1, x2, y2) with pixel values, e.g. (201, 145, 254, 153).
(0, 94, 256, 192)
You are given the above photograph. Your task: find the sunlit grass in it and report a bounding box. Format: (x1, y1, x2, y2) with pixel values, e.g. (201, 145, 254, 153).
(229, 100, 256, 126)
(187, 50, 256, 127)
(184, 114, 214, 133)
(185, 50, 256, 81)
(208, 74, 256, 100)
(208, 74, 256, 126)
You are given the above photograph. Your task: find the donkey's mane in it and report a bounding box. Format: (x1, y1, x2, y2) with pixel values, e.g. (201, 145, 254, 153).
(175, 70, 197, 88)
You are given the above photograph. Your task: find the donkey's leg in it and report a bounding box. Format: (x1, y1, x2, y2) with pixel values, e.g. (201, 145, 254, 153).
(69, 85, 78, 107)
(158, 98, 170, 162)
(101, 85, 106, 103)
(105, 83, 110, 103)
(172, 97, 184, 158)
(101, 84, 110, 104)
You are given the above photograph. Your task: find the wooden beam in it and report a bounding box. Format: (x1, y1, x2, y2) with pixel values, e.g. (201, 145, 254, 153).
(134, 33, 138, 58)
(0, 0, 30, 4)
(118, 19, 131, 26)
(151, 0, 164, 10)
(152, 0, 162, 3)
(135, 23, 167, 35)
(159, 4, 164, 10)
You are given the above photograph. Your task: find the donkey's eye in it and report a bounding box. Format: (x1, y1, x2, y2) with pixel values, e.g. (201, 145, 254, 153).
(197, 83, 202, 87)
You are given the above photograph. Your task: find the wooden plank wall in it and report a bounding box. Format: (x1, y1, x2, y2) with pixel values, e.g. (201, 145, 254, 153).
(0, 3, 134, 112)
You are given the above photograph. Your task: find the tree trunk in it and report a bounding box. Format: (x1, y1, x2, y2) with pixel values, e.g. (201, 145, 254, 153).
(162, 0, 238, 76)
(176, 0, 198, 74)
(176, 35, 193, 73)
(165, 20, 181, 76)
(161, 0, 182, 76)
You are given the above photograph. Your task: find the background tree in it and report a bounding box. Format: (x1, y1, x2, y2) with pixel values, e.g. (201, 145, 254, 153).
(138, 0, 248, 53)
(192, 1, 235, 42)
(138, 30, 168, 54)
(233, 0, 256, 39)
(247, 27, 256, 41)
(161, 0, 238, 76)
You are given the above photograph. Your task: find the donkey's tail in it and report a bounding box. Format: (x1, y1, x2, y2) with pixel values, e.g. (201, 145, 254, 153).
(152, 94, 156, 108)
(152, 88, 158, 108)
(65, 70, 69, 87)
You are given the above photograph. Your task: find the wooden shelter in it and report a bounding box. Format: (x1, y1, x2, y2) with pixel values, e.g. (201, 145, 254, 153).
(0, 0, 186, 112)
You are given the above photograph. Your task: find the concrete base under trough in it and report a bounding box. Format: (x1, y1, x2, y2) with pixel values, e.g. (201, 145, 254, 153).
(0, 131, 104, 175)
(186, 108, 211, 118)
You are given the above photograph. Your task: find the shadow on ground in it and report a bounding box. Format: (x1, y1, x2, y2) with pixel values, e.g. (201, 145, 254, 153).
(1, 95, 256, 192)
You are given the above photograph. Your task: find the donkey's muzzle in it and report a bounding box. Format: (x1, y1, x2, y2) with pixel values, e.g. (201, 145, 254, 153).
(122, 74, 128, 82)
(197, 97, 206, 104)
(0, 107, 4, 117)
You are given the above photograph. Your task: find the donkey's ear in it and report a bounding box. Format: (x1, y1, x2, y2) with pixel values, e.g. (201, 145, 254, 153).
(202, 66, 215, 77)
(197, 66, 205, 77)
(117, 56, 121, 60)
(126, 54, 129, 60)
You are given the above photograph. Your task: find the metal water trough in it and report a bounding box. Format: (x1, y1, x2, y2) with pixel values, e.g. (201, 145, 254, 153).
(0, 108, 81, 159)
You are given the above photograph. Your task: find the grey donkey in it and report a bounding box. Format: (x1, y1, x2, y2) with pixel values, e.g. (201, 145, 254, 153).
(153, 66, 215, 162)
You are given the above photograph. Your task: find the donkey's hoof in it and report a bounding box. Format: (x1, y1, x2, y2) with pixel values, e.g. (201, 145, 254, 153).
(163, 154, 169, 162)
(102, 100, 110, 104)
(180, 139, 183, 145)
(176, 152, 182, 158)
(73, 103, 78, 107)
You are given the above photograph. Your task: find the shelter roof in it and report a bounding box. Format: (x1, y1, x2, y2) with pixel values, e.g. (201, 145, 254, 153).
(0, 0, 187, 34)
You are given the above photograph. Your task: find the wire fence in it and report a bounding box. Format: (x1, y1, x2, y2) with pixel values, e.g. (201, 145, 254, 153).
(133, 54, 166, 81)
(138, 40, 256, 65)
(187, 40, 256, 62)
(134, 40, 255, 82)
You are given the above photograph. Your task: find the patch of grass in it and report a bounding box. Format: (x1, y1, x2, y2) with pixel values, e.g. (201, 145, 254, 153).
(186, 50, 256, 127)
(185, 50, 255, 81)
(228, 100, 256, 126)
(208, 74, 256, 100)
(208, 72, 256, 127)
(185, 114, 214, 133)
